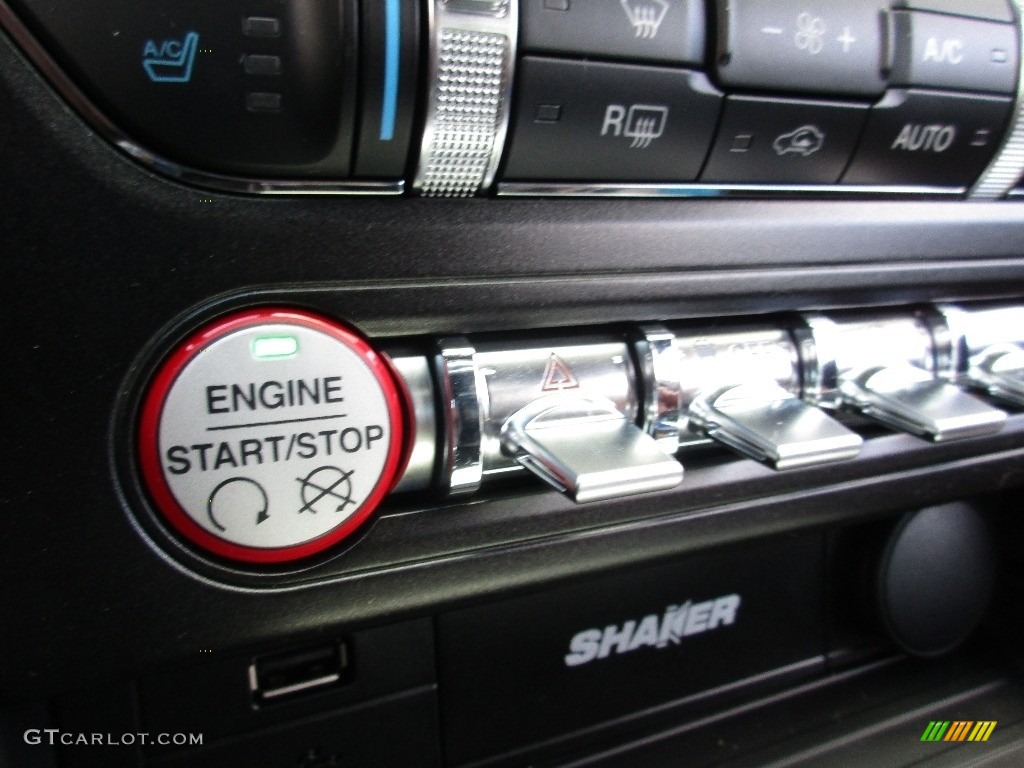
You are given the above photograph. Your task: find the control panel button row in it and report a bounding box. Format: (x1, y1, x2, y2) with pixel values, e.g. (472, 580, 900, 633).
(138, 303, 1021, 565)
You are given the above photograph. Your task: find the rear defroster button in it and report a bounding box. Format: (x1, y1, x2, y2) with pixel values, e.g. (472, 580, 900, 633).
(137, 309, 409, 563)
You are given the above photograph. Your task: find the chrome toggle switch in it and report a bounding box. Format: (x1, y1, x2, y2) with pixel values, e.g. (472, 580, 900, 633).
(837, 364, 1007, 441)
(639, 325, 862, 468)
(940, 305, 1024, 408)
(688, 381, 862, 470)
(967, 344, 1024, 407)
(799, 314, 1006, 442)
(500, 394, 684, 503)
(442, 336, 682, 501)
(475, 338, 640, 478)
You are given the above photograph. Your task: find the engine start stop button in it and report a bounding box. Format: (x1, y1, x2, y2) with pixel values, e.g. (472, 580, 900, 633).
(137, 308, 409, 563)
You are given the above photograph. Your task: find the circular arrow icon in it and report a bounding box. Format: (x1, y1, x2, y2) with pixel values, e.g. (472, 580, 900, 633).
(207, 477, 269, 532)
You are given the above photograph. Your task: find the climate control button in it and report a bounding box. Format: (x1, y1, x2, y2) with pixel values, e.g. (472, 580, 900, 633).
(503, 57, 722, 182)
(842, 89, 1011, 186)
(701, 95, 868, 184)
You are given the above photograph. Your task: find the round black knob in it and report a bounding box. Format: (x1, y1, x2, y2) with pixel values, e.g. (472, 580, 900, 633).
(876, 501, 995, 657)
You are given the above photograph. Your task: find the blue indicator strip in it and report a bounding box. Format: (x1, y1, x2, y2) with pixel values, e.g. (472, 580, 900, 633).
(380, 0, 400, 141)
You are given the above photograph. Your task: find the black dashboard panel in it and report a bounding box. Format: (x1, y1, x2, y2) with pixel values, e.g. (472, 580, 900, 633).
(4, 1, 1024, 766)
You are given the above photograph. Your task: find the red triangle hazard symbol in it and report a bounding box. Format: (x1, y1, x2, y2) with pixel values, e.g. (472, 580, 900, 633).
(541, 353, 580, 391)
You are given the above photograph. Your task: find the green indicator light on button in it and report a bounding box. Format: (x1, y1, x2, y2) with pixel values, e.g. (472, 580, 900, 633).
(251, 335, 299, 359)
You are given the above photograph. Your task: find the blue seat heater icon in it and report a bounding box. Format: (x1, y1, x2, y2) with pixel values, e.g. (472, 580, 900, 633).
(142, 32, 199, 83)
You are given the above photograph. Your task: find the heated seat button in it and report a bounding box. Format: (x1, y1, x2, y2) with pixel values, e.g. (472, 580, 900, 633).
(701, 96, 869, 184)
(891, 11, 1019, 95)
(9, 0, 356, 177)
(842, 89, 1011, 187)
(502, 57, 722, 182)
(714, 0, 888, 97)
(522, 0, 705, 66)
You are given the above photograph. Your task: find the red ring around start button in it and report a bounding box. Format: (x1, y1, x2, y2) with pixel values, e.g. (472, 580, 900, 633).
(137, 308, 410, 564)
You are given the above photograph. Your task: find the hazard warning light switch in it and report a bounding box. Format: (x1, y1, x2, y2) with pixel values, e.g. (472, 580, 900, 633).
(137, 309, 410, 564)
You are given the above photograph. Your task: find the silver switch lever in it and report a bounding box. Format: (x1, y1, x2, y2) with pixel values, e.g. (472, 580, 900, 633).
(967, 344, 1024, 408)
(500, 394, 684, 503)
(688, 381, 862, 470)
(839, 364, 1007, 442)
(799, 313, 1007, 442)
(939, 304, 1024, 409)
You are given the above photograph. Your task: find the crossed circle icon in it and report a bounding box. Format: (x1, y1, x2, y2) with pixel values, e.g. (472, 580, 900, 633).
(297, 466, 357, 516)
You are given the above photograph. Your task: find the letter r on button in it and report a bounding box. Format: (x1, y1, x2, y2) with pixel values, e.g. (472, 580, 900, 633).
(601, 105, 625, 137)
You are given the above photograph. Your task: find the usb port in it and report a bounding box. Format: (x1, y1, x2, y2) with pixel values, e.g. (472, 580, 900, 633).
(248, 641, 349, 703)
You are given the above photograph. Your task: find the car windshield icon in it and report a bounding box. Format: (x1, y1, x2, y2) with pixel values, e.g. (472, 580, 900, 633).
(773, 125, 825, 157)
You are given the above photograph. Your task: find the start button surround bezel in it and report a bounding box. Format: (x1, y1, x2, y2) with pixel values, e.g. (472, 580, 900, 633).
(137, 308, 410, 564)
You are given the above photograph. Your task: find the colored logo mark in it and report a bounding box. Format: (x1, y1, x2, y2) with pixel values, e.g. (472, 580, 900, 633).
(921, 720, 997, 742)
(142, 31, 200, 83)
